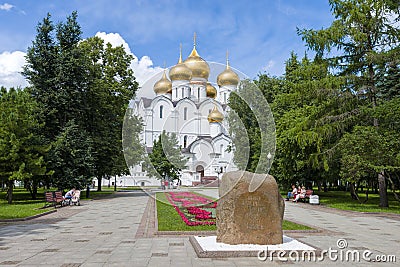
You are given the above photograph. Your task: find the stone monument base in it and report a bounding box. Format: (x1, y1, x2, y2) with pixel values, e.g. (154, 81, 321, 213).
(190, 235, 320, 258)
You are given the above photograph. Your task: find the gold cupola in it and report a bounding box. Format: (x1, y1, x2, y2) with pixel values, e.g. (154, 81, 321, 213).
(153, 69, 172, 95)
(184, 33, 210, 80)
(169, 44, 193, 81)
(208, 105, 224, 123)
(217, 51, 240, 87)
(206, 83, 217, 99)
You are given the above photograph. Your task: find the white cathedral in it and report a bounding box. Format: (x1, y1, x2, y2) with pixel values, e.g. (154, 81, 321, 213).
(100, 37, 241, 188)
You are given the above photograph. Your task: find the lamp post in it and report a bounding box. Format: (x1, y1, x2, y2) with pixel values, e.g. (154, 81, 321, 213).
(216, 166, 223, 189)
(267, 152, 272, 172)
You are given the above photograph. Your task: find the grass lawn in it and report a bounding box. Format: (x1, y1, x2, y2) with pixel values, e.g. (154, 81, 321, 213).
(316, 190, 400, 214)
(280, 189, 400, 214)
(116, 186, 145, 190)
(0, 188, 53, 219)
(156, 192, 312, 231)
(0, 187, 116, 219)
(83, 189, 115, 200)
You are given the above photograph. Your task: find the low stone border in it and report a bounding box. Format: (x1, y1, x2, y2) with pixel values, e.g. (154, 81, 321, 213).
(189, 236, 323, 258)
(156, 230, 216, 236)
(0, 209, 57, 222)
(156, 229, 322, 237)
(135, 193, 156, 238)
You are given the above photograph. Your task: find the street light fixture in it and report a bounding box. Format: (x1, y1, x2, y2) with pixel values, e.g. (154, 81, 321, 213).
(216, 166, 223, 189)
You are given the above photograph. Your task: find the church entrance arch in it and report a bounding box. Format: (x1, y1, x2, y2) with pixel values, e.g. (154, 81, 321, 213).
(196, 165, 204, 183)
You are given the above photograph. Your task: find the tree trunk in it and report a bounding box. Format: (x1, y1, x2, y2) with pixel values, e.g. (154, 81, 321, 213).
(32, 180, 38, 200)
(317, 181, 322, 192)
(46, 179, 50, 190)
(387, 174, 400, 203)
(350, 183, 360, 201)
(7, 180, 14, 204)
(97, 176, 102, 191)
(27, 179, 38, 200)
(26, 180, 33, 198)
(378, 171, 389, 207)
(363, 186, 369, 204)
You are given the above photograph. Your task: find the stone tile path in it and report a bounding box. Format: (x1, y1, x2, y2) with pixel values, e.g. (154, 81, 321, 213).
(0, 189, 399, 266)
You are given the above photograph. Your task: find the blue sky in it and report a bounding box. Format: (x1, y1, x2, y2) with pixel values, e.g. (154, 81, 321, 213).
(0, 0, 334, 88)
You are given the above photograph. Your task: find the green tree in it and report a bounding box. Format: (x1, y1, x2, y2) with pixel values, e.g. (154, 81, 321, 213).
(79, 36, 138, 191)
(23, 12, 88, 190)
(23, 13, 138, 191)
(377, 59, 400, 100)
(0, 88, 47, 203)
(50, 120, 94, 190)
(144, 131, 187, 184)
(227, 78, 276, 175)
(271, 53, 353, 189)
(122, 107, 145, 171)
(23, 13, 59, 140)
(297, 0, 400, 206)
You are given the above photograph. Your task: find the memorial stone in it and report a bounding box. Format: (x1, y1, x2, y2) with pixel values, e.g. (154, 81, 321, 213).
(216, 171, 284, 245)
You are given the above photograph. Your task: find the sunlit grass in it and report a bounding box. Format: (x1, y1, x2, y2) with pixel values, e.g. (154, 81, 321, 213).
(0, 201, 54, 219)
(280, 188, 400, 214)
(0, 188, 53, 219)
(0, 187, 116, 219)
(316, 190, 400, 214)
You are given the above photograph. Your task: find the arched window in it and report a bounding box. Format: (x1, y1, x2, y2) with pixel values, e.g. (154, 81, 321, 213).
(184, 135, 188, 148)
(184, 107, 188, 120)
(175, 88, 178, 98)
(198, 88, 200, 99)
(160, 105, 163, 118)
(220, 144, 224, 157)
(224, 92, 227, 103)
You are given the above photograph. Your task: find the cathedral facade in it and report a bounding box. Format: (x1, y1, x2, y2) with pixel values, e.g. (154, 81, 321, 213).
(128, 38, 240, 187)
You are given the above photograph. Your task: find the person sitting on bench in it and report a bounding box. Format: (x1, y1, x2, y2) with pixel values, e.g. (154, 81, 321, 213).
(293, 186, 306, 202)
(286, 185, 297, 201)
(64, 188, 76, 200)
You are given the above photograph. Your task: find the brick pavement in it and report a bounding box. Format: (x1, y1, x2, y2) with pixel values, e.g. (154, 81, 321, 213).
(0, 189, 398, 266)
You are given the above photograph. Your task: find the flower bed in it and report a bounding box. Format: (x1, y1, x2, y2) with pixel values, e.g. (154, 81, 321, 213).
(165, 192, 217, 226)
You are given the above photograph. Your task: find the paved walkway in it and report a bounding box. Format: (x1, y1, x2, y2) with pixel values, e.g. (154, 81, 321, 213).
(0, 190, 399, 266)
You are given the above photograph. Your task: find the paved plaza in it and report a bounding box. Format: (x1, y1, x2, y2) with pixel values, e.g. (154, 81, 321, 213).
(0, 190, 399, 266)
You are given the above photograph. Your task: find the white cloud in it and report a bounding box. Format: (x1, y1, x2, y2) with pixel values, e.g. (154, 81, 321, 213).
(0, 3, 13, 11)
(0, 51, 28, 88)
(95, 32, 163, 87)
(0, 32, 163, 90)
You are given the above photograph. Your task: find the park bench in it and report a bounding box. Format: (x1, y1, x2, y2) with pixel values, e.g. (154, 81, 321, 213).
(44, 191, 64, 208)
(299, 189, 313, 203)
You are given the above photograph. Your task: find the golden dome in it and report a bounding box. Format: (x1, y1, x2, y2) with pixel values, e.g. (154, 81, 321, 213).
(169, 45, 192, 81)
(153, 70, 172, 95)
(206, 83, 217, 99)
(217, 52, 240, 87)
(184, 33, 210, 79)
(208, 106, 224, 123)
